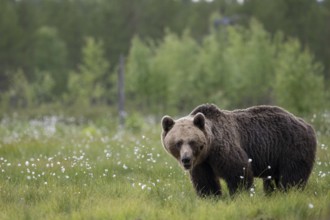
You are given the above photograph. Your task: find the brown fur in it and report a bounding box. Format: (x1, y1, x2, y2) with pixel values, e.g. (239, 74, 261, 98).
(161, 104, 317, 197)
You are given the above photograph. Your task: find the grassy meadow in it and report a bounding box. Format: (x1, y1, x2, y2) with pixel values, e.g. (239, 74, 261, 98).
(0, 114, 329, 220)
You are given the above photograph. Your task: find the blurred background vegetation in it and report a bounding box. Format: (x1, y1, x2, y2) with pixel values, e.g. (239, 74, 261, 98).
(1, 0, 329, 123)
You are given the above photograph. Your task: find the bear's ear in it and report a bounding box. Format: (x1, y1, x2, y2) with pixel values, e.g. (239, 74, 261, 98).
(161, 116, 175, 133)
(193, 113, 205, 130)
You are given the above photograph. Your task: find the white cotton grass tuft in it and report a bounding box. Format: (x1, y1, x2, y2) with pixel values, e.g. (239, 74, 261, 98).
(249, 187, 255, 197)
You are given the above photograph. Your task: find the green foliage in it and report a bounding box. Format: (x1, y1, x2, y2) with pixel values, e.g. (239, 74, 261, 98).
(1, 70, 33, 110)
(274, 39, 325, 115)
(0, 0, 23, 92)
(67, 37, 110, 106)
(33, 26, 67, 96)
(127, 32, 202, 115)
(0, 1, 329, 116)
(126, 37, 155, 111)
(31, 70, 55, 105)
(222, 20, 275, 107)
(197, 14, 229, 107)
(125, 112, 147, 132)
(150, 30, 201, 114)
(242, 0, 330, 81)
(127, 19, 326, 115)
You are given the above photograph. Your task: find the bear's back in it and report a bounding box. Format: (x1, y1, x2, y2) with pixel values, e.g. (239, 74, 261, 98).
(190, 104, 294, 125)
(190, 104, 314, 140)
(233, 105, 290, 117)
(233, 105, 311, 134)
(190, 103, 225, 120)
(232, 105, 312, 142)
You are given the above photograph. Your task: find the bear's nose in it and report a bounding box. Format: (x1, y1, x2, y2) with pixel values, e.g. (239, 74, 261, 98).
(181, 157, 191, 164)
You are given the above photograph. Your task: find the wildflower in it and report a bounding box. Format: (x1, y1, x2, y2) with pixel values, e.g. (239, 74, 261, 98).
(267, 165, 271, 169)
(248, 158, 252, 163)
(308, 203, 314, 209)
(267, 176, 272, 179)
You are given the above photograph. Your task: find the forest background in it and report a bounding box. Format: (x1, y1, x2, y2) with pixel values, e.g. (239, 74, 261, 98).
(1, 0, 330, 122)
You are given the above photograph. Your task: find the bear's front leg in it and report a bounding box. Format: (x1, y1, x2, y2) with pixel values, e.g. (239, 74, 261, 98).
(190, 162, 221, 197)
(225, 166, 253, 196)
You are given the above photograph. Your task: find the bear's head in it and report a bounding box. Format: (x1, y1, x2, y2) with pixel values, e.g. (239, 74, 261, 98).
(161, 113, 210, 170)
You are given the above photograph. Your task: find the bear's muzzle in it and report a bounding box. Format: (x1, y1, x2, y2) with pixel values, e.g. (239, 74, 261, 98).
(181, 156, 192, 170)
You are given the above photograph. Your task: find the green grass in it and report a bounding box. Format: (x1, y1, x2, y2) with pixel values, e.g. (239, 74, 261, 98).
(0, 115, 329, 220)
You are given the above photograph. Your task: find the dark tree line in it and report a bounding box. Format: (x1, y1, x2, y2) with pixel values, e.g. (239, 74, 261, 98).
(0, 0, 329, 115)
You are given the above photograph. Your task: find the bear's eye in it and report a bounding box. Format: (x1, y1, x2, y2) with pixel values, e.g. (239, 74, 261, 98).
(175, 140, 183, 149)
(189, 140, 197, 146)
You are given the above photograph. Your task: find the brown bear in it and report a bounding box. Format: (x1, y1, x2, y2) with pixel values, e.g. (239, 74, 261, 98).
(161, 104, 317, 197)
